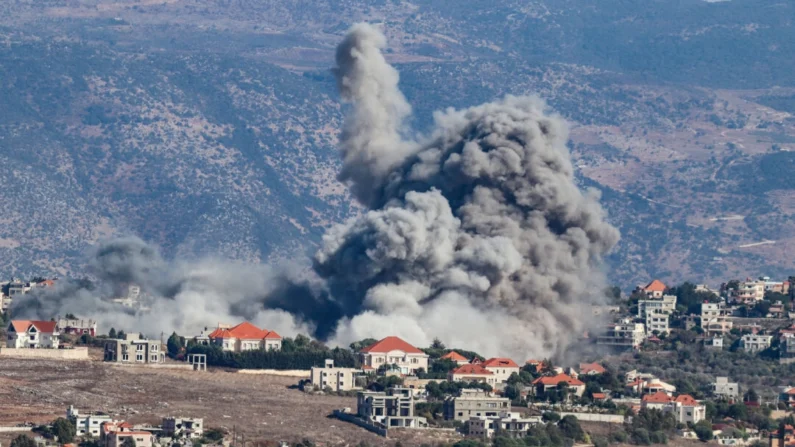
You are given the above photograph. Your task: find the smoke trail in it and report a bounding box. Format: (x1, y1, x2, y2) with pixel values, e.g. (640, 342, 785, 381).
(12, 23, 619, 360)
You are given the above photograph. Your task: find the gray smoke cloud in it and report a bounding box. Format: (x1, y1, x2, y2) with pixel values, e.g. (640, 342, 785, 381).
(12, 23, 619, 361)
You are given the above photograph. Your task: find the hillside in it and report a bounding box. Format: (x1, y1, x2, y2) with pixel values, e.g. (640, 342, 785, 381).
(0, 0, 792, 287)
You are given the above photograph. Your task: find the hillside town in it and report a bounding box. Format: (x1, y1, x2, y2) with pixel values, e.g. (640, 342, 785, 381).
(1, 275, 795, 447)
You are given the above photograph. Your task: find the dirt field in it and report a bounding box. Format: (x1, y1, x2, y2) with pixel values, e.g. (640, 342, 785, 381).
(0, 355, 459, 446)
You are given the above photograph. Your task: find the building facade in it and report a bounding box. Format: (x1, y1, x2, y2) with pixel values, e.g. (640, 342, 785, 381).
(645, 311, 670, 335)
(712, 377, 739, 399)
(468, 412, 543, 439)
(449, 364, 496, 385)
(358, 336, 429, 374)
(310, 359, 363, 392)
(162, 417, 203, 439)
(104, 334, 165, 364)
(6, 320, 59, 349)
(202, 322, 282, 352)
(741, 334, 773, 353)
(67, 406, 113, 437)
(357, 388, 427, 428)
(443, 389, 510, 421)
(57, 318, 97, 337)
(597, 319, 646, 349)
(637, 295, 677, 318)
(481, 358, 520, 383)
(731, 280, 765, 304)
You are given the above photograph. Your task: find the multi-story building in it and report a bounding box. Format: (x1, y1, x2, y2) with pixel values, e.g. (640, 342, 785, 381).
(202, 322, 282, 352)
(104, 333, 165, 364)
(102, 424, 153, 447)
(67, 406, 114, 437)
(357, 387, 427, 428)
(645, 310, 670, 336)
(637, 295, 677, 318)
(712, 377, 739, 399)
(468, 412, 543, 439)
(597, 319, 646, 349)
(162, 417, 203, 439)
(642, 280, 668, 298)
(6, 320, 59, 349)
(358, 336, 429, 374)
(640, 393, 705, 424)
(701, 303, 733, 335)
(1, 294, 12, 313)
(780, 331, 795, 362)
(310, 359, 363, 392)
(741, 334, 773, 353)
(481, 358, 520, 383)
(531, 374, 585, 398)
(57, 318, 97, 337)
(731, 280, 765, 304)
(443, 389, 510, 422)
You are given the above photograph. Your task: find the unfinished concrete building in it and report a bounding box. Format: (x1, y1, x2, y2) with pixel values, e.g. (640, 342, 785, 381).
(357, 387, 427, 428)
(443, 389, 510, 421)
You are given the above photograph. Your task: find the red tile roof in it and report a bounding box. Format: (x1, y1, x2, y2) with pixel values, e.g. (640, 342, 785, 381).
(451, 364, 493, 375)
(482, 358, 519, 368)
(579, 362, 606, 374)
(644, 280, 667, 292)
(9, 320, 58, 333)
(441, 351, 468, 362)
(532, 374, 584, 387)
(592, 393, 607, 400)
(207, 322, 282, 341)
(674, 394, 699, 406)
(360, 336, 424, 354)
(526, 359, 542, 365)
(642, 391, 673, 404)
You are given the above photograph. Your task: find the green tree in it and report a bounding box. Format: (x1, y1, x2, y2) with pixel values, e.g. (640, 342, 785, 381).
(542, 412, 561, 423)
(430, 338, 446, 350)
(503, 384, 520, 401)
(51, 417, 76, 443)
(694, 420, 714, 441)
(65, 313, 77, 319)
(10, 435, 36, 447)
(167, 332, 184, 358)
(349, 338, 377, 352)
(202, 428, 225, 443)
(108, 327, 117, 339)
(558, 415, 584, 441)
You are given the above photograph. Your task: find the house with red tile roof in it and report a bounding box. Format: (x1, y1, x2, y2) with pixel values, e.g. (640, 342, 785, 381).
(643, 280, 668, 298)
(440, 351, 469, 365)
(641, 391, 673, 410)
(358, 336, 429, 374)
(449, 363, 496, 385)
(6, 320, 60, 349)
(481, 358, 520, 383)
(641, 392, 706, 424)
(205, 322, 282, 352)
(532, 374, 586, 397)
(579, 362, 606, 375)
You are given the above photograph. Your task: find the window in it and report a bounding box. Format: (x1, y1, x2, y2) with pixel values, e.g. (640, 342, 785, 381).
(122, 354, 129, 361)
(136, 344, 144, 351)
(150, 355, 158, 362)
(136, 354, 144, 362)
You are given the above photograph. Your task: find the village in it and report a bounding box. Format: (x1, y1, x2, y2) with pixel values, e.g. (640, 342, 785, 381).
(1, 276, 795, 447)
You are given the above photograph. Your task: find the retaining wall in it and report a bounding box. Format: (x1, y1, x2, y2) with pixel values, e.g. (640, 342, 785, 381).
(558, 412, 625, 424)
(107, 362, 193, 370)
(237, 369, 310, 378)
(333, 410, 388, 437)
(0, 347, 89, 360)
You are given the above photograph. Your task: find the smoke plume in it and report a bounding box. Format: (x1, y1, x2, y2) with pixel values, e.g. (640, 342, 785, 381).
(13, 23, 619, 360)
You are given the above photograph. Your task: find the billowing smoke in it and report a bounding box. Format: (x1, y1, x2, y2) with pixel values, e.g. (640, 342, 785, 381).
(12, 23, 619, 360)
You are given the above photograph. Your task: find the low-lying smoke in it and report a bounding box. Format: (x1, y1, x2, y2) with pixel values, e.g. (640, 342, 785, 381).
(12, 23, 619, 360)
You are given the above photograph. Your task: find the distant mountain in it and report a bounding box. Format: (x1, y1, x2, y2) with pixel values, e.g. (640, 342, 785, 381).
(0, 0, 792, 286)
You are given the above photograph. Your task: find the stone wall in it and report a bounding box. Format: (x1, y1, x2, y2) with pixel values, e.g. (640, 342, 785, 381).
(0, 347, 89, 360)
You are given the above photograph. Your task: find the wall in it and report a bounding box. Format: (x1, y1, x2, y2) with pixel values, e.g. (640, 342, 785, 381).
(333, 410, 388, 437)
(237, 369, 310, 378)
(106, 362, 193, 370)
(0, 347, 89, 360)
(558, 412, 625, 424)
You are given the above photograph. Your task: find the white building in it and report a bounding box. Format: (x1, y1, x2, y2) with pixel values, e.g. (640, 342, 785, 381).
(638, 295, 677, 318)
(67, 405, 114, 437)
(712, 377, 739, 399)
(740, 334, 773, 353)
(203, 322, 282, 352)
(6, 320, 60, 349)
(701, 303, 733, 334)
(645, 311, 670, 335)
(640, 393, 705, 424)
(310, 359, 363, 392)
(731, 280, 765, 304)
(468, 412, 543, 439)
(162, 417, 203, 439)
(597, 319, 646, 349)
(358, 336, 429, 374)
(481, 358, 521, 384)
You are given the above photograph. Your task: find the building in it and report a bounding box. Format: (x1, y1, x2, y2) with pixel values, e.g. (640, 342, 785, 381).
(579, 363, 606, 375)
(701, 303, 733, 334)
(57, 318, 97, 337)
(780, 331, 795, 362)
(468, 412, 543, 439)
(67, 406, 113, 438)
(1, 294, 12, 313)
(449, 363, 496, 385)
(443, 389, 510, 421)
(597, 319, 646, 350)
(359, 336, 429, 374)
(162, 417, 203, 439)
(779, 387, 795, 407)
(6, 320, 59, 349)
(643, 280, 667, 298)
(740, 334, 773, 353)
(641, 393, 705, 424)
(645, 310, 670, 336)
(637, 295, 677, 318)
(104, 429, 153, 447)
(531, 374, 585, 398)
(204, 322, 282, 352)
(712, 377, 739, 399)
(104, 333, 165, 364)
(731, 280, 765, 304)
(641, 391, 673, 410)
(481, 358, 520, 383)
(310, 359, 363, 392)
(440, 351, 469, 365)
(357, 388, 427, 428)
(704, 337, 724, 349)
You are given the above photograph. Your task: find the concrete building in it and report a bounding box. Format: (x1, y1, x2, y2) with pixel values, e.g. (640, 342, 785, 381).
(712, 377, 739, 399)
(443, 389, 510, 421)
(637, 295, 677, 318)
(468, 412, 543, 439)
(740, 334, 773, 353)
(1, 294, 11, 313)
(6, 320, 59, 349)
(481, 358, 520, 383)
(104, 333, 165, 364)
(645, 310, 670, 336)
(597, 319, 646, 349)
(449, 363, 496, 385)
(67, 406, 113, 437)
(358, 336, 429, 375)
(57, 318, 97, 337)
(701, 303, 733, 335)
(104, 430, 153, 447)
(640, 393, 705, 424)
(162, 417, 203, 439)
(643, 280, 668, 298)
(704, 337, 724, 349)
(357, 388, 427, 428)
(731, 280, 765, 304)
(203, 322, 282, 352)
(531, 374, 585, 398)
(310, 359, 363, 392)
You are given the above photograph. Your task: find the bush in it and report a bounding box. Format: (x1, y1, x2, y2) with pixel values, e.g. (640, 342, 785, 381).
(51, 417, 76, 443)
(649, 430, 667, 444)
(187, 343, 357, 370)
(631, 428, 651, 445)
(558, 415, 584, 441)
(694, 420, 714, 442)
(592, 436, 609, 447)
(609, 430, 629, 444)
(543, 412, 561, 423)
(10, 435, 36, 447)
